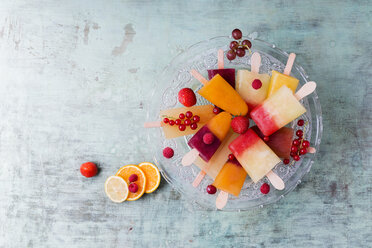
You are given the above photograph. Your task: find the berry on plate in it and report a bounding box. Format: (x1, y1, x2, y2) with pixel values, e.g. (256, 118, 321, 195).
(80, 162, 98, 178)
(163, 147, 174, 159)
(178, 88, 196, 107)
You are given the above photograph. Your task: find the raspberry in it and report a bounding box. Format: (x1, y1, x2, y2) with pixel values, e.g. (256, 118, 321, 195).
(178, 88, 196, 107)
(231, 116, 250, 134)
(128, 174, 138, 182)
(163, 147, 174, 159)
(128, 183, 139, 193)
(260, 183, 270, 194)
(203, 133, 215, 145)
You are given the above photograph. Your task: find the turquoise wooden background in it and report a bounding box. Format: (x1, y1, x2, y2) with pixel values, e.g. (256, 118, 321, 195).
(0, 0, 370, 247)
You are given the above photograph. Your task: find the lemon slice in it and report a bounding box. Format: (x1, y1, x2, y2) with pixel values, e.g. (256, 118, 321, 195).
(105, 176, 129, 203)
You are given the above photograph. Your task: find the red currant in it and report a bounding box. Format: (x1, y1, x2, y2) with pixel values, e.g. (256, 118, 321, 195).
(242, 39, 252, 49)
(292, 139, 300, 146)
(297, 119, 304, 126)
(290, 151, 297, 157)
(260, 183, 270, 194)
(184, 119, 191, 125)
(302, 140, 310, 148)
(185, 111, 193, 119)
(293, 155, 300, 161)
(192, 115, 200, 123)
(283, 159, 290, 165)
(175, 119, 181, 125)
(169, 120, 175, 126)
(299, 148, 307, 155)
(206, 185, 217, 194)
(263, 136, 270, 142)
(236, 47, 246, 57)
(179, 113, 185, 119)
(226, 50, 237, 60)
(163, 118, 169, 123)
(291, 146, 298, 153)
(232, 28, 242, 40)
(178, 124, 186, 131)
(296, 130, 303, 137)
(228, 154, 235, 161)
(213, 106, 221, 114)
(230, 41, 239, 50)
(190, 123, 198, 130)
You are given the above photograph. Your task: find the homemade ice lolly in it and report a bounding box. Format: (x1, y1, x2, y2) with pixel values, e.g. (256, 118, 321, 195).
(251, 126, 293, 158)
(236, 52, 271, 110)
(193, 131, 239, 182)
(197, 73, 248, 116)
(250, 85, 306, 136)
(229, 128, 281, 183)
(144, 105, 215, 139)
(187, 112, 232, 162)
(213, 159, 247, 197)
(267, 53, 299, 97)
(208, 49, 236, 88)
(208, 69, 235, 88)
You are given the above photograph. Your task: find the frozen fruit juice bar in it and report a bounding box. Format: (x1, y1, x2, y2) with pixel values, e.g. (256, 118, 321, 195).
(236, 69, 270, 110)
(213, 159, 247, 197)
(251, 126, 293, 158)
(208, 68, 235, 88)
(194, 131, 238, 179)
(188, 112, 231, 162)
(229, 129, 281, 183)
(250, 85, 306, 136)
(159, 105, 215, 139)
(267, 71, 299, 97)
(198, 74, 248, 116)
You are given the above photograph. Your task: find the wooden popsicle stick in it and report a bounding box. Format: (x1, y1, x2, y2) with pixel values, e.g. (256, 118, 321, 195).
(192, 170, 206, 187)
(266, 170, 285, 190)
(307, 147, 316, 153)
(216, 191, 229, 210)
(144, 121, 162, 128)
(250, 52, 261, 74)
(181, 148, 200, 166)
(283, 53, 296, 75)
(294, 81, 316, 100)
(218, 49, 224, 69)
(190, 69, 208, 85)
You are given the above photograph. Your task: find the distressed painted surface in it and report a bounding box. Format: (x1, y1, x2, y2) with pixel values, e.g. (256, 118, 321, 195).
(0, 0, 371, 247)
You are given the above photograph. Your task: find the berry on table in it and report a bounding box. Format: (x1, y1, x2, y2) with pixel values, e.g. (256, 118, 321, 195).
(178, 88, 196, 107)
(185, 111, 193, 119)
(128, 183, 139, 193)
(80, 162, 98, 178)
(236, 47, 246, 57)
(163, 117, 169, 123)
(231, 116, 250, 134)
(178, 124, 186, 131)
(203, 133, 215, 145)
(190, 123, 198, 130)
(163, 147, 174, 159)
(232, 29, 242, 40)
(297, 119, 304, 126)
(283, 158, 290, 165)
(129, 174, 138, 183)
(226, 50, 237, 60)
(252, 79, 262, 90)
(206, 185, 217, 194)
(260, 183, 270, 194)
(179, 113, 185, 119)
(169, 120, 175, 126)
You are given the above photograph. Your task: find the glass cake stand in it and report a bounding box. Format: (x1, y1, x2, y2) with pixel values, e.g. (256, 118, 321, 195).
(145, 36, 322, 211)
